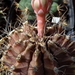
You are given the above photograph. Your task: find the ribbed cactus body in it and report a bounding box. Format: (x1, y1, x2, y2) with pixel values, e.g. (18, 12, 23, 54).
(1, 23, 75, 75)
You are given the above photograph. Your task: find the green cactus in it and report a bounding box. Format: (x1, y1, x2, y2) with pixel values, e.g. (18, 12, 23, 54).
(19, 0, 36, 20)
(50, 2, 58, 14)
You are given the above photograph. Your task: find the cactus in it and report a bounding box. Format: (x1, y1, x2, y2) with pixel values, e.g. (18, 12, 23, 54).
(0, 22, 75, 75)
(50, 2, 58, 14)
(0, 0, 21, 39)
(0, 0, 75, 75)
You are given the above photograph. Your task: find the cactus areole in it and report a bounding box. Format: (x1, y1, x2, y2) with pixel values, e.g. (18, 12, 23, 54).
(31, 0, 52, 37)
